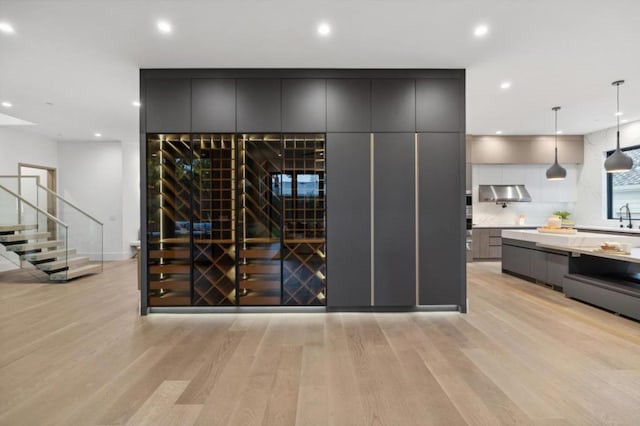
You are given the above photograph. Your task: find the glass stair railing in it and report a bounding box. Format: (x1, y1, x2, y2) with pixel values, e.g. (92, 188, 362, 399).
(0, 178, 103, 282)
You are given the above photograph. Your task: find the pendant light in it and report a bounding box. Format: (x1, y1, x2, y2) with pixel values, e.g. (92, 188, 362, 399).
(546, 106, 567, 180)
(604, 80, 633, 173)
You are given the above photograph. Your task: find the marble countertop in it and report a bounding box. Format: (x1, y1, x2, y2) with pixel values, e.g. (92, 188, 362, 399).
(574, 225, 640, 234)
(472, 224, 542, 229)
(474, 224, 640, 234)
(536, 243, 640, 264)
(501, 229, 640, 247)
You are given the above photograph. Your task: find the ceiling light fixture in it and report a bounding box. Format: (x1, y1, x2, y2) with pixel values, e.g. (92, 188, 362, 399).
(500, 81, 511, 90)
(133, 101, 141, 107)
(546, 106, 567, 181)
(318, 22, 331, 36)
(495, 130, 502, 135)
(614, 111, 624, 116)
(556, 130, 563, 134)
(621, 119, 629, 124)
(604, 80, 633, 173)
(94, 132, 102, 137)
(157, 20, 172, 34)
(1, 101, 12, 108)
(474, 24, 489, 37)
(0, 22, 15, 34)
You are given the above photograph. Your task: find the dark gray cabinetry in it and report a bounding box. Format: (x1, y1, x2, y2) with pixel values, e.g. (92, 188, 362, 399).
(191, 79, 236, 132)
(282, 79, 326, 132)
(372, 79, 416, 132)
(236, 79, 281, 132)
(374, 133, 416, 306)
(146, 78, 191, 132)
(416, 79, 460, 132)
(326, 133, 371, 307)
(326, 79, 371, 132)
(418, 133, 463, 305)
(531, 249, 547, 282)
(502, 238, 568, 287)
(502, 242, 532, 277)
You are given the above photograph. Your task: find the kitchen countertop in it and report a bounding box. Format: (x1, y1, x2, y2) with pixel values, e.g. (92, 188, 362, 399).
(574, 225, 640, 234)
(472, 224, 541, 229)
(536, 243, 640, 264)
(501, 229, 640, 247)
(474, 224, 640, 234)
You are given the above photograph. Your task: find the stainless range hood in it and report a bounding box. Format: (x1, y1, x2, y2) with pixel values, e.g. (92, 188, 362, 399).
(478, 184, 532, 204)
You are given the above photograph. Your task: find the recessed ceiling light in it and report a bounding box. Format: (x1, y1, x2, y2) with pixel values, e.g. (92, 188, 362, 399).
(94, 132, 102, 137)
(318, 22, 331, 36)
(133, 101, 141, 107)
(615, 111, 624, 116)
(0, 22, 15, 34)
(157, 20, 172, 34)
(495, 130, 502, 135)
(500, 81, 511, 90)
(1, 101, 12, 108)
(474, 24, 489, 37)
(621, 119, 629, 123)
(556, 130, 563, 134)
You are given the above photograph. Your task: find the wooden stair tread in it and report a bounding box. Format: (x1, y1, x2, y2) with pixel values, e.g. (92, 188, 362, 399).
(0, 232, 50, 243)
(38, 256, 90, 272)
(49, 263, 101, 281)
(238, 263, 280, 274)
(22, 248, 77, 261)
(238, 296, 281, 305)
(238, 279, 280, 291)
(149, 249, 190, 259)
(0, 224, 38, 233)
(149, 263, 190, 274)
(239, 249, 280, 259)
(6, 240, 64, 252)
(149, 279, 190, 290)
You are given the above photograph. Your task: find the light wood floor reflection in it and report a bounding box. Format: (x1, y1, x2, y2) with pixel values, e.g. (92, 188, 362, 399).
(1, 260, 639, 425)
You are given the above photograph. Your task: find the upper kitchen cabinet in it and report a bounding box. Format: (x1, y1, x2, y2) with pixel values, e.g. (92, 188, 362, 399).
(416, 79, 461, 132)
(282, 79, 326, 132)
(529, 135, 584, 164)
(191, 79, 236, 133)
(372, 79, 415, 132)
(146, 78, 191, 133)
(470, 135, 584, 164)
(236, 79, 281, 132)
(327, 79, 371, 132)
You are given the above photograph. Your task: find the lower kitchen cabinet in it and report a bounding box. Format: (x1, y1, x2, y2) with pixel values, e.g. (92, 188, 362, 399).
(502, 238, 568, 287)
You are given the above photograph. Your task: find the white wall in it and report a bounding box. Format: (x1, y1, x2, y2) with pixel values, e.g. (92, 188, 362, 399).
(575, 120, 640, 227)
(0, 127, 58, 175)
(472, 164, 577, 226)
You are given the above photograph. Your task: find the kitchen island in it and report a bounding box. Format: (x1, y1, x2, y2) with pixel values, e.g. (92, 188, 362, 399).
(501, 229, 640, 321)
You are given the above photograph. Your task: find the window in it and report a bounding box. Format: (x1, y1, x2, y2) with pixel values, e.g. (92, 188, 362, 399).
(607, 144, 640, 219)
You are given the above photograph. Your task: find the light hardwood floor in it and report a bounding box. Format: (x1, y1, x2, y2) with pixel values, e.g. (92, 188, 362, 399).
(1, 260, 639, 425)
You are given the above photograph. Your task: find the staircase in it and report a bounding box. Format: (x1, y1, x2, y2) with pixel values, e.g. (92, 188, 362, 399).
(0, 179, 103, 282)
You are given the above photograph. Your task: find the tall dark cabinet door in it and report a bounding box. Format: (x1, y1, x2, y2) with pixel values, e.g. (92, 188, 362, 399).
(371, 79, 415, 132)
(326, 133, 372, 307)
(417, 132, 464, 306)
(146, 79, 191, 133)
(282, 79, 326, 132)
(416, 79, 461, 132)
(191, 79, 236, 133)
(236, 79, 281, 132)
(327, 79, 371, 132)
(374, 133, 416, 306)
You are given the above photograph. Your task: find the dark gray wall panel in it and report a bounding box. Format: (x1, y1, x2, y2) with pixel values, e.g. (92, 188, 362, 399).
(326, 133, 372, 307)
(191, 79, 236, 132)
(418, 133, 463, 305)
(372, 79, 415, 132)
(282, 79, 326, 132)
(416, 79, 461, 132)
(236, 79, 281, 132)
(374, 133, 415, 306)
(327, 79, 371, 132)
(146, 78, 191, 133)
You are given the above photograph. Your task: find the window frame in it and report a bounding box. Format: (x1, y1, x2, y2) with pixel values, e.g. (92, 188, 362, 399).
(606, 143, 640, 219)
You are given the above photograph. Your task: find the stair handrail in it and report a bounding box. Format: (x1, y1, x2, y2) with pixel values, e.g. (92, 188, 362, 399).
(35, 183, 103, 225)
(0, 184, 69, 228)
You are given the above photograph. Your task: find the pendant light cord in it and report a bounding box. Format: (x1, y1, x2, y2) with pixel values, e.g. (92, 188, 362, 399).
(616, 82, 621, 149)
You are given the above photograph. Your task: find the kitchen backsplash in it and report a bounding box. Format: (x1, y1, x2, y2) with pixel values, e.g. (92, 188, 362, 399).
(472, 164, 577, 225)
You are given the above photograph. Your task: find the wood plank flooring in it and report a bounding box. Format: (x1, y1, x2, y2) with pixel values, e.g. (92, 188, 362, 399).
(1, 260, 639, 425)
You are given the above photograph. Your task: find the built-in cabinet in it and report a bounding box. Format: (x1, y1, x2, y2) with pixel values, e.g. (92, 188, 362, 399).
(502, 238, 569, 288)
(469, 135, 584, 164)
(473, 228, 504, 260)
(140, 69, 466, 313)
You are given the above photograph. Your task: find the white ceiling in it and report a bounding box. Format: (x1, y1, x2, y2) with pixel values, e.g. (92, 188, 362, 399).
(1, 0, 639, 143)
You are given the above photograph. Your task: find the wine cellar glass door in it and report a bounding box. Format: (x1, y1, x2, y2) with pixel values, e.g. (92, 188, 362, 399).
(237, 134, 283, 305)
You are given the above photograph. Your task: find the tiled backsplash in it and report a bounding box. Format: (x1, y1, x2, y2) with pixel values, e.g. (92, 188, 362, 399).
(472, 164, 577, 225)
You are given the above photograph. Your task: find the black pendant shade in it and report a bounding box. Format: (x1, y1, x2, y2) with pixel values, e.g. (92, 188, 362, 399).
(546, 106, 567, 180)
(605, 80, 633, 173)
